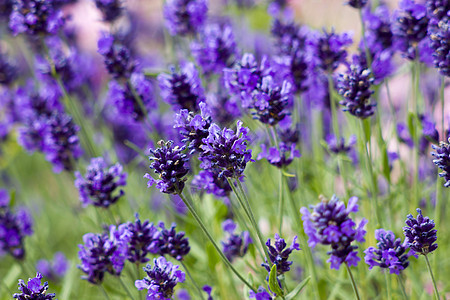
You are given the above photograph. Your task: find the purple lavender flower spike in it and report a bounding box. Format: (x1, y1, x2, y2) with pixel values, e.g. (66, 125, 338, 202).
(364, 229, 417, 275)
(157, 222, 190, 261)
(158, 62, 205, 112)
(257, 142, 300, 168)
(199, 120, 254, 179)
(311, 29, 353, 73)
(145, 140, 190, 194)
(135, 256, 186, 300)
(191, 169, 232, 198)
(396, 122, 414, 148)
(262, 234, 300, 275)
(337, 60, 376, 119)
(97, 32, 135, 79)
(300, 195, 367, 269)
(75, 157, 127, 208)
(221, 219, 252, 262)
(427, 0, 450, 76)
(431, 138, 450, 187)
(123, 214, 161, 264)
(249, 286, 274, 300)
(163, 0, 208, 36)
(93, 0, 123, 22)
(203, 285, 213, 300)
(403, 208, 438, 255)
(36, 252, 69, 281)
(13, 273, 56, 300)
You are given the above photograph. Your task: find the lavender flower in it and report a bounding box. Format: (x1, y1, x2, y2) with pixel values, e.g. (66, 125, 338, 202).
(257, 142, 300, 168)
(174, 102, 212, 154)
(221, 219, 252, 262)
(199, 120, 253, 179)
(135, 256, 186, 300)
(403, 208, 438, 255)
(262, 234, 300, 275)
(191, 22, 238, 74)
(9, 0, 64, 36)
(337, 61, 376, 119)
(311, 29, 353, 73)
(163, 0, 208, 36)
(191, 169, 232, 198)
(364, 229, 417, 274)
(78, 225, 130, 284)
(249, 286, 273, 300)
(145, 140, 190, 194)
(75, 157, 127, 208)
(157, 222, 190, 261)
(36, 252, 69, 281)
(431, 138, 450, 187)
(13, 273, 56, 300)
(427, 3, 450, 76)
(123, 214, 161, 264)
(301, 195, 368, 269)
(94, 0, 123, 22)
(158, 62, 205, 112)
(0, 51, 17, 85)
(203, 285, 213, 300)
(326, 134, 356, 154)
(97, 32, 135, 79)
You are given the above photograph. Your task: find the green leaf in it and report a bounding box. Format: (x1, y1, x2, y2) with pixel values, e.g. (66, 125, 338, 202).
(269, 265, 284, 297)
(9, 189, 16, 207)
(381, 145, 391, 182)
(285, 276, 311, 300)
(407, 112, 417, 141)
(206, 243, 219, 271)
(363, 118, 371, 141)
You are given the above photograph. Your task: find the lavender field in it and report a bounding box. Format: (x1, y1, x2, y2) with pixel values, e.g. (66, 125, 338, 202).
(0, 0, 448, 299)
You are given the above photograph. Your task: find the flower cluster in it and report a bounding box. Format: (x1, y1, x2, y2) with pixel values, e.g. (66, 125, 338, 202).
(221, 219, 252, 262)
(157, 222, 190, 261)
(427, 0, 450, 76)
(311, 29, 353, 73)
(0, 51, 17, 86)
(36, 252, 69, 281)
(262, 234, 300, 275)
(301, 195, 367, 269)
(135, 256, 186, 300)
(257, 142, 300, 168)
(191, 169, 232, 198)
(431, 138, 450, 187)
(75, 157, 127, 208)
(163, 0, 208, 36)
(364, 229, 416, 274)
(94, 0, 123, 22)
(13, 273, 56, 300)
(403, 208, 438, 255)
(97, 32, 135, 79)
(249, 287, 273, 300)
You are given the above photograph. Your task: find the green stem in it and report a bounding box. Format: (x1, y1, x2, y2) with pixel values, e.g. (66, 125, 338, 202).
(99, 284, 112, 300)
(277, 168, 284, 234)
(424, 255, 440, 300)
(135, 264, 143, 300)
(177, 192, 255, 291)
(180, 261, 206, 300)
(328, 75, 340, 138)
(118, 276, 136, 300)
(397, 274, 408, 300)
(384, 272, 391, 300)
(345, 263, 361, 300)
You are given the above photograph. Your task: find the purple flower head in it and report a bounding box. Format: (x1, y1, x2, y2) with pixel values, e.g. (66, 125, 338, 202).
(396, 122, 414, 147)
(431, 138, 450, 187)
(347, 0, 368, 8)
(13, 273, 56, 300)
(0, 51, 18, 85)
(257, 142, 300, 168)
(427, 11, 450, 76)
(326, 134, 357, 155)
(135, 256, 186, 300)
(363, 4, 394, 51)
(221, 219, 252, 262)
(75, 157, 127, 208)
(163, 0, 208, 36)
(199, 120, 254, 179)
(191, 169, 232, 198)
(337, 61, 376, 119)
(145, 140, 190, 194)
(0, 196, 33, 260)
(174, 102, 212, 154)
(158, 62, 205, 112)
(97, 32, 135, 79)
(403, 208, 438, 255)
(203, 285, 213, 300)
(157, 222, 190, 261)
(300, 195, 367, 269)
(9, 0, 64, 36)
(420, 114, 439, 144)
(191, 22, 238, 75)
(249, 286, 274, 300)
(311, 29, 353, 73)
(262, 234, 300, 275)
(123, 214, 161, 264)
(36, 252, 69, 281)
(94, 0, 123, 22)
(205, 92, 241, 126)
(108, 72, 156, 121)
(78, 225, 130, 284)
(364, 229, 417, 275)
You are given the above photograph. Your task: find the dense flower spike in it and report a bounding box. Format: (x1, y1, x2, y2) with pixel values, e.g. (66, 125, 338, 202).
(403, 208, 438, 255)
(431, 138, 450, 187)
(74, 157, 127, 208)
(262, 234, 300, 275)
(36, 252, 69, 281)
(199, 120, 253, 178)
(191, 169, 232, 198)
(221, 219, 252, 262)
(9, 0, 64, 36)
(135, 256, 186, 300)
(249, 287, 274, 300)
(78, 226, 130, 284)
(123, 214, 160, 264)
(257, 142, 300, 168)
(163, 0, 208, 36)
(145, 140, 190, 194)
(157, 222, 190, 261)
(94, 0, 123, 22)
(301, 195, 367, 269)
(174, 102, 212, 154)
(364, 229, 416, 275)
(191, 22, 238, 74)
(311, 29, 353, 73)
(337, 62, 376, 119)
(0, 190, 33, 260)
(158, 62, 206, 112)
(97, 32, 135, 79)
(427, 0, 450, 76)
(13, 273, 56, 300)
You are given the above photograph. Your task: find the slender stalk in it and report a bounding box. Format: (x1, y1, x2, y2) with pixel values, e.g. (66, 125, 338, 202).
(135, 264, 143, 300)
(180, 261, 206, 300)
(345, 263, 361, 300)
(424, 255, 440, 300)
(328, 75, 340, 138)
(277, 168, 284, 233)
(118, 276, 136, 300)
(100, 284, 112, 300)
(384, 272, 391, 300)
(177, 192, 255, 291)
(397, 274, 408, 300)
